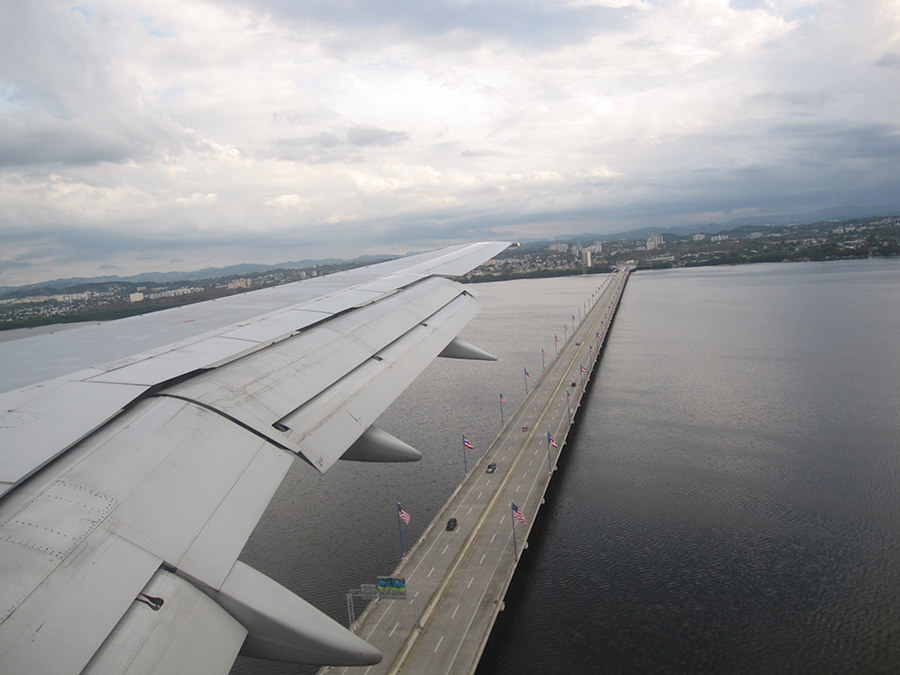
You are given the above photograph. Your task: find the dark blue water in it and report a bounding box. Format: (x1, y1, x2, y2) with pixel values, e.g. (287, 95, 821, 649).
(478, 259, 900, 674)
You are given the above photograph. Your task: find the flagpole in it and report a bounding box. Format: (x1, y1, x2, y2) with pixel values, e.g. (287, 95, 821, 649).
(546, 431, 553, 475)
(541, 348, 545, 372)
(509, 501, 518, 561)
(396, 502, 405, 560)
(461, 435, 468, 474)
(523, 367, 529, 395)
(499, 393, 505, 425)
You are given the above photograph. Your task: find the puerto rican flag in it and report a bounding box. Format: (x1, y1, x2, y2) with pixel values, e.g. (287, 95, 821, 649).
(580, 364, 587, 374)
(547, 432, 558, 448)
(463, 435, 474, 450)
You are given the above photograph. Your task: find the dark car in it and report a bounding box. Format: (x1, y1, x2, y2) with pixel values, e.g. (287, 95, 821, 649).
(486, 463, 497, 473)
(446, 517, 458, 531)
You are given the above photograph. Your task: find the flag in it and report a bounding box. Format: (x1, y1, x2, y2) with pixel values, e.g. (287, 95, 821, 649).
(524, 367, 530, 377)
(398, 504, 410, 526)
(555, 334, 559, 343)
(500, 394, 507, 404)
(596, 331, 601, 338)
(548, 432, 558, 448)
(580, 364, 587, 373)
(463, 435, 474, 450)
(511, 502, 528, 526)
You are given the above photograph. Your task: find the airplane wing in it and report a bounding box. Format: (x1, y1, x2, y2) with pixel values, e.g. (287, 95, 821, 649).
(0, 241, 511, 674)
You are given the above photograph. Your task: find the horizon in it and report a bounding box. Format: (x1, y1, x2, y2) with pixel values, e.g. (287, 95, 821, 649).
(4, 213, 897, 292)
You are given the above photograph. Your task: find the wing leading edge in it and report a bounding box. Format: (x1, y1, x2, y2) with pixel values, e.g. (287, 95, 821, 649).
(0, 241, 511, 674)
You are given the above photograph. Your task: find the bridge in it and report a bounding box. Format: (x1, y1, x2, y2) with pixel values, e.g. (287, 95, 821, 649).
(323, 267, 631, 675)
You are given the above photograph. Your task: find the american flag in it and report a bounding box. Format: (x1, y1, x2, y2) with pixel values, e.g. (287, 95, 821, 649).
(555, 334, 559, 342)
(511, 502, 528, 526)
(463, 435, 474, 450)
(398, 504, 410, 526)
(524, 367, 530, 377)
(500, 394, 507, 404)
(547, 432, 558, 448)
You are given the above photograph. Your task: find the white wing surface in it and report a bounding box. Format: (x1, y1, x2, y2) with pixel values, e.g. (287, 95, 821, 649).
(0, 241, 510, 674)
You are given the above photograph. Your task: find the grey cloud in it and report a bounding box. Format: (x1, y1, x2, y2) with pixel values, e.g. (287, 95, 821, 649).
(0, 115, 132, 167)
(270, 133, 352, 163)
(874, 52, 900, 70)
(346, 126, 408, 148)
(770, 120, 900, 160)
(728, 0, 769, 9)
(225, 0, 636, 50)
(0, 111, 204, 167)
(270, 125, 408, 162)
(0, 259, 34, 273)
(749, 90, 837, 111)
(0, 3, 202, 168)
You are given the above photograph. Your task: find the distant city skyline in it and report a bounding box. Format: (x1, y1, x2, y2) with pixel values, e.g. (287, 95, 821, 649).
(2, 0, 900, 285)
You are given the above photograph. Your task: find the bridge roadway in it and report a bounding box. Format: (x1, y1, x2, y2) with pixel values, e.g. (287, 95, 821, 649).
(324, 267, 631, 675)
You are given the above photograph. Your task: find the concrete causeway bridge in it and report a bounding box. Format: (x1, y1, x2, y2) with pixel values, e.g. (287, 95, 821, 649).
(323, 266, 631, 675)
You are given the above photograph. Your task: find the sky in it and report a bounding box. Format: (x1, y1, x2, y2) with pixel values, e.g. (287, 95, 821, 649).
(1, 0, 899, 286)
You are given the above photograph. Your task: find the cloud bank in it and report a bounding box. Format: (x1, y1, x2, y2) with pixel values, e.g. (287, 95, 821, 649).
(1, 0, 899, 284)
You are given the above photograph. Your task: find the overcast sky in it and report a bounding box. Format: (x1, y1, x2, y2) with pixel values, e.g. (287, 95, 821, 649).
(1, 0, 899, 285)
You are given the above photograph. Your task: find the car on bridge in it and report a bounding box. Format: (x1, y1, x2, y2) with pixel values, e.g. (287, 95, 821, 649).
(446, 518, 458, 531)
(486, 463, 497, 473)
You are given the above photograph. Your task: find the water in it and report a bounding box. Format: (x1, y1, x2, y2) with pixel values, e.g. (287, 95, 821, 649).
(478, 259, 900, 674)
(232, 275, 607, 675)
(234, 259, 900, 674)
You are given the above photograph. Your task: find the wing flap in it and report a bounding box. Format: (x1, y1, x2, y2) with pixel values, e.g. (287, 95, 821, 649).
(83, 569, 247, 675)
(0, 532, 161, 675)
(277, 292, 480, 472)
(163, 278, 467, 461)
